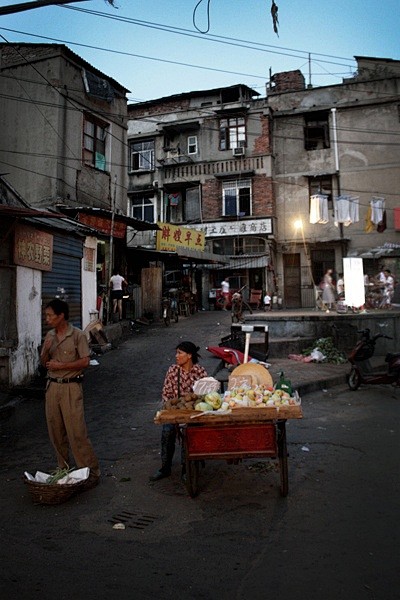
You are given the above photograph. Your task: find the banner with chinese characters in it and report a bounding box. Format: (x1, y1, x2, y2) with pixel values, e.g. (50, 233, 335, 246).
(186, 218, 273, 238)
(156, 222, 205, 252)
(14, 224, 53, 271)
(78, 213, 127, 238)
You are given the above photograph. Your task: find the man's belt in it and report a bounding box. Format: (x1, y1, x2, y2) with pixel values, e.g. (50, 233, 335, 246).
(48, 376, 83, 384)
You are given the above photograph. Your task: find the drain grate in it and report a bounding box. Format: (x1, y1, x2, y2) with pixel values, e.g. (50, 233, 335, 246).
(108, 510, 158, 530)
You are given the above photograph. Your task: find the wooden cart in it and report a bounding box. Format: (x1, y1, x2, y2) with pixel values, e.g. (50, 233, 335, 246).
(154, 406, 302, 498)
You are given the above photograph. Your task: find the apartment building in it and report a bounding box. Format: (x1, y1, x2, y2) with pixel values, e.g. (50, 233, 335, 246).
(127, 57, 400, 309)
(268, 57, 400, 307)
(127, 84, 276, 309)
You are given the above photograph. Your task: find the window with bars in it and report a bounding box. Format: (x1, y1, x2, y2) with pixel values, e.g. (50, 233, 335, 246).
(222, 179, 251, 217)
(219, 116, 246, 150)
(83, 116, 108, 171)
(129, 139, 155, 171)
(304, 111, 330, 150)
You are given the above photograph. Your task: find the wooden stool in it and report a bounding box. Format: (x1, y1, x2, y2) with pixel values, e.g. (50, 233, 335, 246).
(179, 302, 190, 317)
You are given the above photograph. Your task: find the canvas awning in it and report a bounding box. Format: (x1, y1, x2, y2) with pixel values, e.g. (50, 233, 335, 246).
(204, 254, 269, 270)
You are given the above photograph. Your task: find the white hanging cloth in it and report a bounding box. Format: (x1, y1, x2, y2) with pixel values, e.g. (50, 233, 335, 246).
(370, 197, 385, 224)
(333, 195, 359, 227)
(310, 194, 329, 224)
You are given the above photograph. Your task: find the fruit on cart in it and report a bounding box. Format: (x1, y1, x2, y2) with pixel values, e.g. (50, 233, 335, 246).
(203, 392, 223, 409)
(194, 401, 214, 412)
(224, 383, 300, 408)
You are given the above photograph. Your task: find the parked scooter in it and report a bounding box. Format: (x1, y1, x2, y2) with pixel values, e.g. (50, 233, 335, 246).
(161, 288, 179, 326)
(347, 328, 400, 390)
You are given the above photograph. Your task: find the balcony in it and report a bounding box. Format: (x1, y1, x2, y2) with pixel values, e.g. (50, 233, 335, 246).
(158, 148, 193, 167)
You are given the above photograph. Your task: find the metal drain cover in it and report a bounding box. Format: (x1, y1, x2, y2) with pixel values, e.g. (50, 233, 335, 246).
(108, 510, 158, 530)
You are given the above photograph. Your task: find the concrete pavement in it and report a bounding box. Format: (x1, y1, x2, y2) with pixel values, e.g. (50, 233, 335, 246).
(0, 309, 388, 419)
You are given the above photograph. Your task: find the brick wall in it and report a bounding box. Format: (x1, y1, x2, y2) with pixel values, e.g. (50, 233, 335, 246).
(270, 70, 305, 93)
(254, 114, 272, 154)
(201, 179, 221, 220)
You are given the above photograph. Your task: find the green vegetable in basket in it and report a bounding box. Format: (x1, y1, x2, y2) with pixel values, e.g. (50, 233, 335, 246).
(46, 466, 72, 485)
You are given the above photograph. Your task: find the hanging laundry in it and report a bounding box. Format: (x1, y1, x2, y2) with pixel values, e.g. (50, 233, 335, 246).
(168, 192, 181, 206)
(365, 206, 374, 233)
(333, 195, 360, 227)
(377, 209, 387, 233)
(334, 195, 351, 226)
(309, 194, 329, 224)
(370, 197, 385, 224)
(349, 196, 359, 224)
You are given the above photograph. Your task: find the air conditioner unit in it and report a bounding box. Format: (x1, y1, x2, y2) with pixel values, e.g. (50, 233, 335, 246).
(232, 147, 245, 157)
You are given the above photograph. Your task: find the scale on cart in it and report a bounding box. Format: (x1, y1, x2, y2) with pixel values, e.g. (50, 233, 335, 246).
(229, 322, 269, 361)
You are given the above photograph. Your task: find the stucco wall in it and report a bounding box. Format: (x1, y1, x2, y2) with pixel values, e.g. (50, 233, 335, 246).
(10, 266, 42, 386)
(81, 236, 98, 330)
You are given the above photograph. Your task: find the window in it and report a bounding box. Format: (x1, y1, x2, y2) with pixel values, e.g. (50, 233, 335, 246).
(219, 116, 246, 150)
(129, 139, 155, 171)
(83, 116, 108, 171)
(131, 195, 155, 222)
(165, 186, 201, 223)
(212, 236, 266, 256)
(187, 135, 198, 155)
(222, 179, 251, 217)
(309, 175, 333, 208)
(304, 111, 330, 150)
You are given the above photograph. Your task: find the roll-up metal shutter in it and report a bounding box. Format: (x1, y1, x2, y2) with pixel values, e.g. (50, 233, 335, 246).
(42, 234, 83, 332)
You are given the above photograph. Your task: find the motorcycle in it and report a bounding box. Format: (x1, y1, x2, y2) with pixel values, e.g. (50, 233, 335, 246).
(161, 288, 179, 326)
(347, 328, 400, 390)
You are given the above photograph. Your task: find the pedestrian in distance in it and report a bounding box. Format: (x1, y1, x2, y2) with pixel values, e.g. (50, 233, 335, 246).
(109, 268, 128, 321)
(40, 298, 100, 489)
(336, 273, 344, 299)
(321, 268, 336, 311)
(221, 278, 230, 311)
(149, 341, 207, 482)
(263, 292, 272, 311)
(383, 269, 394, 309)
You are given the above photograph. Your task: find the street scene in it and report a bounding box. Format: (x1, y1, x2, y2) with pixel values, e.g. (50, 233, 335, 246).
(0, 310, 398, 600)
(0, 3, 399, 599)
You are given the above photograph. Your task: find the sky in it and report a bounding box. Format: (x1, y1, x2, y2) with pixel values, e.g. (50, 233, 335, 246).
(0, 0, 399, 104)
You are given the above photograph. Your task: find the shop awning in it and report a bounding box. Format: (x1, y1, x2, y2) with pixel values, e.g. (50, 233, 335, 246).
(57, 206, 159, 239)
(0, 205, 66, 219)
(204, 254, 269, 270)
(129, 246, 227, 265)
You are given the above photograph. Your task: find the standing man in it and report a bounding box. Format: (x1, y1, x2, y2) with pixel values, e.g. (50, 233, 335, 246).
(109, 269, 128, 321)
(221, 278, 230, 311)
(40, 298, 100, 489)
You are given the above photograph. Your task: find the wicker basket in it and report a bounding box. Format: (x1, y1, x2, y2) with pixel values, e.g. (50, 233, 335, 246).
(24, 477, 85, 505)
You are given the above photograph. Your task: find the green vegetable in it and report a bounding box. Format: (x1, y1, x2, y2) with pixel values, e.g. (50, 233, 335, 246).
(204, 392, 222, 409)
(194, 401, 214, 412)
(46, 466, 72, 485)
(302, 337, 347, 365)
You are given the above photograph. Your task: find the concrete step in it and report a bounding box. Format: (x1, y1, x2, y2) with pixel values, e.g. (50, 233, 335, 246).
(251, 337, 316, 359)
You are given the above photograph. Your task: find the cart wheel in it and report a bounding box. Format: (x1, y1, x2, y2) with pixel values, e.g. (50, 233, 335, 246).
(277, 422, 288, 497)
(348, 367, 361, 391)
(185, 458, 199, 498)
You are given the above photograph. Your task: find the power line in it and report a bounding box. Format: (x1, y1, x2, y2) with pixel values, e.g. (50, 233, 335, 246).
(62, 4, 355, 70)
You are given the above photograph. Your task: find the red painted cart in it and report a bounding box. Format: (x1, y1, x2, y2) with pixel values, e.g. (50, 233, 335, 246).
(154, 406, 302, 498)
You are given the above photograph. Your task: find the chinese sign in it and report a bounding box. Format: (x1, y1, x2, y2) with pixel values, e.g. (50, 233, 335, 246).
(186, 218, 273, 238)
(14, 225, 53, 271)
(78, 213, 127, 239)
(156, 222, 205, 252)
